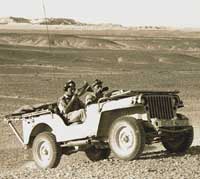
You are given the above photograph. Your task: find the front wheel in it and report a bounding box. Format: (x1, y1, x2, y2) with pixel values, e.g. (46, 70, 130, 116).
(109, 116, 145, 161)
(161, 127, 194, 153)
(85, 146, 111, 161)
(32, 132, 61, 169)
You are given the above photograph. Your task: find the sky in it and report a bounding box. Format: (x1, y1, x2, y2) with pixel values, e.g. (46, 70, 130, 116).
(0, 0, 200, 27)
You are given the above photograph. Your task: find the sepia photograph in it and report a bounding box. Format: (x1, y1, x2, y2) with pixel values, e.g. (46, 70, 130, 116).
(0, 0, 200, 178)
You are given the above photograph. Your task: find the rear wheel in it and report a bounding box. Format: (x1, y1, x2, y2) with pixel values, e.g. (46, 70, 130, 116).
(109, 116, 145, 160)
(161, 127, 193, 153)
(85, 146, 111, 161)
(32, 132, 61, 169)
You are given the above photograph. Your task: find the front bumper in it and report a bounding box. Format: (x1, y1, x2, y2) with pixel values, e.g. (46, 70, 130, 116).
(151, 117, 190, 129)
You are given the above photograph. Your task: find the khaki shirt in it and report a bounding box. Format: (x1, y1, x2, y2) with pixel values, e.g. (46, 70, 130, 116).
(57, 94, 84, 115)
(85, 92, 104, 105)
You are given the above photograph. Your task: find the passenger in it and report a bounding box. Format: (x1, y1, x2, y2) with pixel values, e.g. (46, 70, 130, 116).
(57, 80, 86, 124)
(85, 79, 107, 105)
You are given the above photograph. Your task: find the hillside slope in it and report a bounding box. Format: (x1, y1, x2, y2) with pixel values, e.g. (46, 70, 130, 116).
(0, 33, 123, 49)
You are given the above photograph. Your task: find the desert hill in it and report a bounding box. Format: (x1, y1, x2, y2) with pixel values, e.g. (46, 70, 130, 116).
(0, 33, 123, 49)
(0, 16, 170, 30)
(0, 16, 82, 25)
(0, 17, 30, 24)
(0, 16, 200, 50)
(0, 16, 124, 28)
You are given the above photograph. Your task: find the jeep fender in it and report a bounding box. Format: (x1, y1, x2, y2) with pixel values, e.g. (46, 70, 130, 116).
(22, 113, 65, 145)
(97, 106, 146, 138)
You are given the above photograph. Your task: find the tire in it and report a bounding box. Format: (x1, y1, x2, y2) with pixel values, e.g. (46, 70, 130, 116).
(161, 127, 194, 153)
(32, 132, 61, 169)
(85, 146, 111, 161)
(108, 116, 145, 161)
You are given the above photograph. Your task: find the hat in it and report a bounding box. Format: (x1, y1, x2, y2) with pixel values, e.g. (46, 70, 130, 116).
(91, 79, 103, 88)
(64, 80, 76, 91)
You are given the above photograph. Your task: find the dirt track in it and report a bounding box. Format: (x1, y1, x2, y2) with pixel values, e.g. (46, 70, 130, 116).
(1, 145, 200, 179)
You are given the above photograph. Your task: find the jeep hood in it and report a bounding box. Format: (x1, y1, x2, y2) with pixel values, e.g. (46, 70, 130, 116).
(105, 90, 179, 101)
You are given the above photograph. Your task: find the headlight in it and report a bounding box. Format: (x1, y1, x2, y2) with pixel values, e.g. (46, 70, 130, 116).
(173, 96, 180, 105)
(172, 98, 176, 106)
(141, 97, 146, 105)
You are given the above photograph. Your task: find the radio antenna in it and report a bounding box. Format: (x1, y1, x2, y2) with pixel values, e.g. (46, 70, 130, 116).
(42, 0, 51, 52)
(41, 0, 57, 92)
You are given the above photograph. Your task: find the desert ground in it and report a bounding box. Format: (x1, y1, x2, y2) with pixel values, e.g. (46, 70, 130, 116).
(0, 25, 200, 178)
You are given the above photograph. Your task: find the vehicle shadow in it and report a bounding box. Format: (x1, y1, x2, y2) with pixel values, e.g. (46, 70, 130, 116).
(139, 146, 200, 160)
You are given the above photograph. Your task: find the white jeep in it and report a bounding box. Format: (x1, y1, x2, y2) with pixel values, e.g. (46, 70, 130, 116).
(5, 90, 193, 169)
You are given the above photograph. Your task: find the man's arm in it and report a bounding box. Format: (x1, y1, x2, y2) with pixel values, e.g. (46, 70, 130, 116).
(57, 96, 68, 114)
(58, 95, 78, 114)
(85, 94, 96, 105)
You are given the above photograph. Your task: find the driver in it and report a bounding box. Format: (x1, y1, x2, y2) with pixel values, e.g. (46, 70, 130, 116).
(57, 80, 86, 124)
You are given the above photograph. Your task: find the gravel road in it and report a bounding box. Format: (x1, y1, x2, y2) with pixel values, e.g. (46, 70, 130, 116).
(1, 145, 200, 179)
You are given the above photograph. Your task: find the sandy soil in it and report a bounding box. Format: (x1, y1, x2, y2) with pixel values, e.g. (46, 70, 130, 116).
(0, 28, 200, 178)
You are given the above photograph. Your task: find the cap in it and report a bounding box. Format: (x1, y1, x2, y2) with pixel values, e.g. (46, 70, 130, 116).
(91, 79, 103, 88)
(64, 80, 76, 91)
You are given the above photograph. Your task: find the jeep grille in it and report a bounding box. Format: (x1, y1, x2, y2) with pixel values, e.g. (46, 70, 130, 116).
(145, 95, 174, 119)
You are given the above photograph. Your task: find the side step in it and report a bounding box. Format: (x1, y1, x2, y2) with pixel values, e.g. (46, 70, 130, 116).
(61, 139, 99, 147)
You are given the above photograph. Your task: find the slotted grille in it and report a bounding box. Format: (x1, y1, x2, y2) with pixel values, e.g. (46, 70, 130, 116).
(145, 95, 174, 119)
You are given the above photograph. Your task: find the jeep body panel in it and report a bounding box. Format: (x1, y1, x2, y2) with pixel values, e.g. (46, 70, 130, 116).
(23, 104, 101, 144)
(23, 96, 145, 145)
(100, 96, 140, 112)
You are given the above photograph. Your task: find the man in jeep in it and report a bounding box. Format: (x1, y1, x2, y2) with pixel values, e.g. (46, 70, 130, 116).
(85, 79, 107, 105)
(57, 80, 86, 124)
